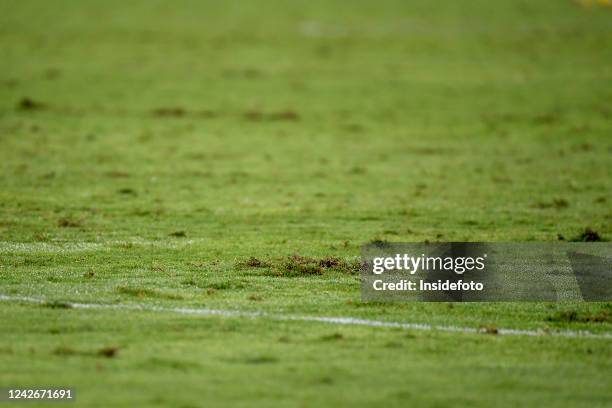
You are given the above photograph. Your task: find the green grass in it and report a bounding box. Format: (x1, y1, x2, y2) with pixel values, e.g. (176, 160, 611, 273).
(1, 0, 611, 406)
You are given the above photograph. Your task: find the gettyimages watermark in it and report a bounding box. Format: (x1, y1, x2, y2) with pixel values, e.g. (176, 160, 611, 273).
(361, 242, 611, 302)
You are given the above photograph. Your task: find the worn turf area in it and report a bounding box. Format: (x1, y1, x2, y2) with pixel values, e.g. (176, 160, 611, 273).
(1, 0, 611, 407)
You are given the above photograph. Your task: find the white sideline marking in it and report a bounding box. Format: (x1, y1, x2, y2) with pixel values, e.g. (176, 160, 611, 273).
(0, 239, 196, 254)
(1, 294, 611, 339)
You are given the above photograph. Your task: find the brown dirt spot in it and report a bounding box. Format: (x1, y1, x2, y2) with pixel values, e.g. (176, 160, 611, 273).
(42, 301, 73, 309)
(570, 227, 604, 242)
(237, 257, 270, 268)
(53, 346, 77, 356)
(269, 255, 360, 277)
(480, 325, 499, 335)
(57, 217, 80, 228)
(533, 198, 569, 209)
(268, 110, 300, 121)
(17, 97, 45, 111)
(548, 309, 612, 323)
(244, 110, 263, 121)
(594, 196, 607, 204)
(98, 347, 119, 358)
(247, 294, 263, 301)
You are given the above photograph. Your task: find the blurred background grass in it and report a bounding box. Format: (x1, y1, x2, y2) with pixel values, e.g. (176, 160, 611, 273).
(1, 0, 610, 248)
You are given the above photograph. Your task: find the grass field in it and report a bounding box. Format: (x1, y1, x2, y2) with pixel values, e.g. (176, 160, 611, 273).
(1, 0, 611, 406)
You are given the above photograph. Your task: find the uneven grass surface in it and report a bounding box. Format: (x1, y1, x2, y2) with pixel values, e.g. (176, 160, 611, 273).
(1, 0, 611, 406)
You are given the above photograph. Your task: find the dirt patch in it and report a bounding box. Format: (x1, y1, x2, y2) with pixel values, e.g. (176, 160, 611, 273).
(572, 142, 593, 153)
(244, 110, 300, 122)
(152, 107, 186, 117)
(318, 257, 340, 268)
(570, 227, 605, 242)
(240, 355, 278, 364)
(269, 255, 360, 277)
(237, 255, 360, 276)
(17, 97, 45, 111)
(53, 346, 78, 356)
(57, 217, 81, 228)
(274, 256, 322, 277)
(83, 271, 95, 278)
(244, 110, 263, 121)
(247, 294, 263, 301)
(42, 301, 73, 309)
(369, 239, 390, 248)
(98, 346, 119, 358)
(547, 308, 612, 323)
(151, 107, 216, 118)
(33, 232, 50, 241)
(236, 257, 271, 269)
(594, 196, 607, 204)
(533, 198, 569, 209)
(53, 345, 119, 358)
(479, 325, 499, 335)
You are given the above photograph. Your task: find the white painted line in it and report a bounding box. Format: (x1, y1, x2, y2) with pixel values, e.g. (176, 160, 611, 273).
(0, 239, 196, 254)
(1, 294, 611, 339)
